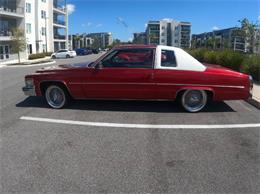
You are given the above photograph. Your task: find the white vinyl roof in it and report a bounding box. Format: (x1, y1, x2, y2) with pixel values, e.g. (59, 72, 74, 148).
(155, 45, 206, 72)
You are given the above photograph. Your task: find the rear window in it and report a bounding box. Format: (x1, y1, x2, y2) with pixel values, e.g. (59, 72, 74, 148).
(161, 50, 177, 67)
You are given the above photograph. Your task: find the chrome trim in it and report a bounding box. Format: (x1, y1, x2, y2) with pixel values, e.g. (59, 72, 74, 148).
(68, 82, 245, 89)
(22, 87, 36, 96)
(249, 75, 253, 97)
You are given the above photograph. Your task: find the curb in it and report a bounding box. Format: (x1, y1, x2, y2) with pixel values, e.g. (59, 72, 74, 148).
(245, 98, 260, 109)
(5, 60, 56, 68)
(0, 64, 7, 68)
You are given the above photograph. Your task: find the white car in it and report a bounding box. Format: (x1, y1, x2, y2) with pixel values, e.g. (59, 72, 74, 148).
(51, 49, 77, 59)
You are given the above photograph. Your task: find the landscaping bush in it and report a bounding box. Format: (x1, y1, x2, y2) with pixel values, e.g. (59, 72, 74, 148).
(28, 52, 53, 60)
(241, 54, 260, 81)
(188, 48, 207, 62)
(44, 52, 53, 56)
(189, 49, 245, 71)
(203, 50, 217, 64)
(215, 50, 244, 71)
(28, 53, 46, 60)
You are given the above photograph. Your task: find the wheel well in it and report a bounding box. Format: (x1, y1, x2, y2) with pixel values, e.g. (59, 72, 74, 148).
(176, 89, 214, 102)
(40, 81, 71, 97)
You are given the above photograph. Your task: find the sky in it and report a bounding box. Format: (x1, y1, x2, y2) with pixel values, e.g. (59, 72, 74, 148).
(66, 0, 260, 41)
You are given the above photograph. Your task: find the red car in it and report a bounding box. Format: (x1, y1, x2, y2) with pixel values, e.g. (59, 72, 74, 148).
(22, 45, 253, 112)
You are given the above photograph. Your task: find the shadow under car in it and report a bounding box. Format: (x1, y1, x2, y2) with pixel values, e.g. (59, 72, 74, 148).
(16, 97, 235, 113)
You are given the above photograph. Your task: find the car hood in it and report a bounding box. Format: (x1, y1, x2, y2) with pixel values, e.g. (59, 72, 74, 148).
(36, 62, 94, 73)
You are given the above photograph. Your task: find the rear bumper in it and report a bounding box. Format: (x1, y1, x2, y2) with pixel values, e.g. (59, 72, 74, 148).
(22, 87, 36, 96)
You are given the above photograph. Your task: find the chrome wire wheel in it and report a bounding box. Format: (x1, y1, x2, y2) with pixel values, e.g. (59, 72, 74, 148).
(181, 89, 207, 112)
(45, 85, 66, 109)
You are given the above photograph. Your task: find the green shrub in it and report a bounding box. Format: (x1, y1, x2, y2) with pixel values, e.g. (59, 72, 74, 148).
(28, 53, 46, 60)
(215, 50, 244, 71)
(188, 48, 207, 62)
(203, 50, 217, 64)
(242, 54, 260, 81)
(44, 52, 53, 56)
(189, 49, 244, 71)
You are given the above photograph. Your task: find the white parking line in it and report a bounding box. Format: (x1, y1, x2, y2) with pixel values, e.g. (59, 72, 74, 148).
(20, 116, 260, 129)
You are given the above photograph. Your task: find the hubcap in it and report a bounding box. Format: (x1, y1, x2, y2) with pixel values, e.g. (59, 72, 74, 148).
(182, 90, 207, 112)
(46, 86, 66, 108)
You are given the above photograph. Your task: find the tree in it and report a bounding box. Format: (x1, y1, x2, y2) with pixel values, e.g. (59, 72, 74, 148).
(74, 35, 81, 49)
(112, 39, 121, 46)
(10, 28, 26, 63)
(91, 38, 101, 49)
(238, 18, 260, 53)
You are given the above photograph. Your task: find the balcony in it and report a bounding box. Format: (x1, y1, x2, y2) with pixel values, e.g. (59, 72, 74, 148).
(53, 19, 66, 28)
(0, 6, 24, 18)
(53, 0, 66, 14)
(54, 34, 66, 40)
(0, 30, 12, 40)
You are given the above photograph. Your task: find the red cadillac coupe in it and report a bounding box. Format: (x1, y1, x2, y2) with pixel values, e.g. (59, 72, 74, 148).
(23, 45, 253, 112)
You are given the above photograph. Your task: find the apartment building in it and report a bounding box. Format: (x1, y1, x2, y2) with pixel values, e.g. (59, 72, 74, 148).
(0, 0, 68, 63)
(25, 0, 68, 53)
(133, 32, 146, 44)
(191, 27, 257, 53)
(69, 32, 113, 50)
(68, 34, 94, 49)
(145, 19, 191, 48)
(0, 0, 26, 61)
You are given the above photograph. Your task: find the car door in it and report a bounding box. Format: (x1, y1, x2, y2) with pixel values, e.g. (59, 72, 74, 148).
(82, 48, 157, 99)
(153, 47, 180, 99)
(56, 50, 63, 58)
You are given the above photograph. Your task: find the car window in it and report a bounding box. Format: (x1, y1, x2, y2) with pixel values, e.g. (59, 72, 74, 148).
(101, 49, 154, 69)
(161, 50, 177, 67)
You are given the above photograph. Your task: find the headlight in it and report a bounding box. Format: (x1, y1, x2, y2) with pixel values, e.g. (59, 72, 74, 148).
(25, 78, 34, 88)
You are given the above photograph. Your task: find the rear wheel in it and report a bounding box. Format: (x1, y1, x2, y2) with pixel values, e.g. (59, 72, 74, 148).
(51, 55, 56, 59)
(181, 89, 207, 112)
(45, 85, 69, 109)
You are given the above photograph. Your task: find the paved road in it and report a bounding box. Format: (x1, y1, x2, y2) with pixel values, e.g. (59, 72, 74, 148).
(0, 54, 259, 193)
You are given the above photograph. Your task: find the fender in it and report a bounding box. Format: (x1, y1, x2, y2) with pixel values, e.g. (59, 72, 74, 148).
(38, 80, 71, 96)
(175, 86, 215, 100)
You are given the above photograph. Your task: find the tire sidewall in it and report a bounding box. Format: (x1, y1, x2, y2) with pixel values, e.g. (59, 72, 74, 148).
(45, 85, 67, 109)
(181, 89, 207, 112)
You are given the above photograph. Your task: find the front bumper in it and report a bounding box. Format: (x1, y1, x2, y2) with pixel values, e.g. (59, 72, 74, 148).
(22, 86, 36, 96)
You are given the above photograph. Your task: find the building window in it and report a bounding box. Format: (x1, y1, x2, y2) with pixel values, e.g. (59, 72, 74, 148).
(175, 40, 178, 43)
(161, 39, 165, 43)
(162, 26, 165, 30)
(42, 0, 46, 2)
(26, 23, 31, 34)
(42, 44, 46, 52)
(41, 10, 46, 19)
(41, 27, 46, 36)
(26, 3, 31, 13)
(161, 33, 165, 36)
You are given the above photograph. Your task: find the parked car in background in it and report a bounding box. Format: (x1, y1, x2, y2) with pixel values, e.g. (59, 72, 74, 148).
(23, 45, 253, 112)
(91, 49, 99, 54)
(51, 49, 77, 59)
(75, 48, 92, 55)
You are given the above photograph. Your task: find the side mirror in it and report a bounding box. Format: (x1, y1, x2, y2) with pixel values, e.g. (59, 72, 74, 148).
(95, 62, 103, 69)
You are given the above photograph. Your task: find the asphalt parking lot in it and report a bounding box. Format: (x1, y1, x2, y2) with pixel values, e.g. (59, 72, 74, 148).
(0, 54, 260, 193)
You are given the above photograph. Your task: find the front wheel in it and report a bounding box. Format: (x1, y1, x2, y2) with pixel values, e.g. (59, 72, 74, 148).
(181, 89, 207, 112)
(66, 54, 70, 58)
(45, 85, 69, 109)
